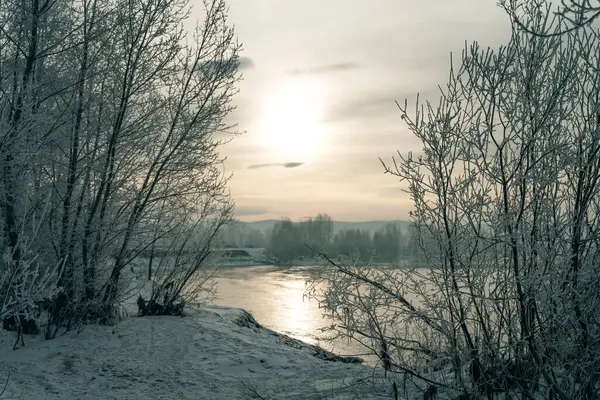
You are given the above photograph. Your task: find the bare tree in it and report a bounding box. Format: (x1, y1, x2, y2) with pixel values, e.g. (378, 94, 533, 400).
(308, 3, 600, 399)
(506, 0, 600, 35)
(97, 0, 240, 317)
(137, 199, 231, 316)
(0, 0, 241, 333)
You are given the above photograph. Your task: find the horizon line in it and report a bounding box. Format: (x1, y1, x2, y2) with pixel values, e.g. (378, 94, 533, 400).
(234, 217, 410, 223)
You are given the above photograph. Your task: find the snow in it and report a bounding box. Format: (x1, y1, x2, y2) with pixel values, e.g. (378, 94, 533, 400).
(0, 306, 392, 399)
(212, 248, 277, 268)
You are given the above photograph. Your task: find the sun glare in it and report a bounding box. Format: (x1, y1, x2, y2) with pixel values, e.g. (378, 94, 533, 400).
(259, 80, 324, 159)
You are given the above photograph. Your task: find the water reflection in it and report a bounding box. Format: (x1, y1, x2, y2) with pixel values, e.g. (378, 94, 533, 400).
(271, 279, 315, 342)
(213, 265, 364, 357)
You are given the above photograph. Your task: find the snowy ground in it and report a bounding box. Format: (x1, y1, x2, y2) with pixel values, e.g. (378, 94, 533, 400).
(0, 306, 395, 400)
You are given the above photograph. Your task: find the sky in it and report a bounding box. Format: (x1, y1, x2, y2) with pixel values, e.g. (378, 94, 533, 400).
(210, 0, 512, 222)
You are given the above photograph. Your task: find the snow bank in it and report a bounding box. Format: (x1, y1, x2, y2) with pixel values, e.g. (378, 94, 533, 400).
(213, 247, 277, 267)
(0, 307, 391, 399)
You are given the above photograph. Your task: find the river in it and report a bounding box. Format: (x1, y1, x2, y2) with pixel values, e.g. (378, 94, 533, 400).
(211, 264, 372, 360)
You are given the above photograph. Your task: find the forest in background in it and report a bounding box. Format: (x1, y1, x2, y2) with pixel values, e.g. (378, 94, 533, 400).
(220, 214, 416, 263)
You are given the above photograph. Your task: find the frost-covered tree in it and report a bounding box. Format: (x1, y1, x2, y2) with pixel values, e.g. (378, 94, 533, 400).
(372, 223, 403, 262)
(332, 228, 373, 261)
(0, 0, 241, 332)
(269, 219, 305, 263)
(309, 2, 600, 399)
(509, 0, 600, 34)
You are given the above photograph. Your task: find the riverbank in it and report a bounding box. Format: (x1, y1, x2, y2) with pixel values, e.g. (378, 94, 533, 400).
(0, 306, 391, 399)
(214, 247, 277, 267)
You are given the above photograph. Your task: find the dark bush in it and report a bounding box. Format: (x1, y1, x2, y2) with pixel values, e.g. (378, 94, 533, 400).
(137, 295, 185, 317)
(39, 292, 75, 339)
(2, 314, 39, 335)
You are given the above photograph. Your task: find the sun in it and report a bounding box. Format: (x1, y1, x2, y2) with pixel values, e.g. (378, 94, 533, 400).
(259, 80, 324, 160)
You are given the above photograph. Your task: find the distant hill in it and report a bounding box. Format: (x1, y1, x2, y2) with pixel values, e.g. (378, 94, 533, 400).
(331, 220, 410, 234)
(237, 219, 411, 235)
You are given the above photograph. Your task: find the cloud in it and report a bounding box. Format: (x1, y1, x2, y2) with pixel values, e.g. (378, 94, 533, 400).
(288, 62, 360, 75)
(323, 96, 399, 124)
(282, 162, 303, 168)
(200, 56, 254, 74)
(239, 56, 255, 70)
(247, 162, 304, 169)
(321, 85, 446, 125)
(247, 163, 276, 169)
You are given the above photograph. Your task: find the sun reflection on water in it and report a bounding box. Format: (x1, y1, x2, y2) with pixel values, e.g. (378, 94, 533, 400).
(213, 265, 370, 359)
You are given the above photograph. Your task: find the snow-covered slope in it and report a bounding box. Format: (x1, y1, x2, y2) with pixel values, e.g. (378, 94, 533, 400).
(0, 307, 391, 400)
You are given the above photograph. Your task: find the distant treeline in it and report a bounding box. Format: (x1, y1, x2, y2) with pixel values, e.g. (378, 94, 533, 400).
(220, 223, 269, 249)
(221, 214, 416, 263)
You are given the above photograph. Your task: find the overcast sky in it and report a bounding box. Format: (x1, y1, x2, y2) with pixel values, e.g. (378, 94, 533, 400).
(212, 0, 511, 222)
